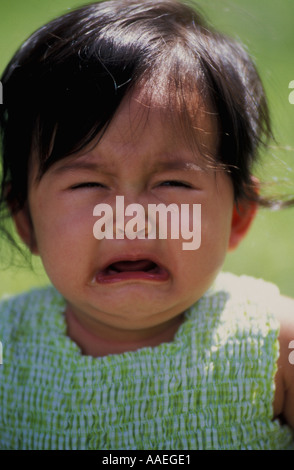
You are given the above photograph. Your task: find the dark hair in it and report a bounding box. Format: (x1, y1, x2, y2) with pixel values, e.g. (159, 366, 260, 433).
(0, 0, 283, 226)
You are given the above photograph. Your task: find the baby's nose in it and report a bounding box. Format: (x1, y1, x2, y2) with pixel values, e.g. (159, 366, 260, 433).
(115, 207, 153, 240)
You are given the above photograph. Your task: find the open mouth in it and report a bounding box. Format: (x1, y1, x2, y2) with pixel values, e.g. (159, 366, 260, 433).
(95, 259, 170, 284)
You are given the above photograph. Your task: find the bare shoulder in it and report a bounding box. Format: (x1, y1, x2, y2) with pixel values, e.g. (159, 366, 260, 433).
(273, 295, 294, 428)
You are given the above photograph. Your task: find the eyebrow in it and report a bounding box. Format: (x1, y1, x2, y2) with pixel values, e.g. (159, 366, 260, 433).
(154, 161, 204, 172)
(50, 157, 204, 176)
(51, 160, 114, 176)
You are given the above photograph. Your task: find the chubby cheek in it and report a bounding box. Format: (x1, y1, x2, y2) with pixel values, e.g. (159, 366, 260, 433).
(174, 174, 233, 281)
(201, 210, 232, 266)
(30, 197, 96, 284)
(173, 201, 233, 296)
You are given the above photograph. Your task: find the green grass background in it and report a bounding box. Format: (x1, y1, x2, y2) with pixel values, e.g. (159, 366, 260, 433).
(0, 0, 293, 297)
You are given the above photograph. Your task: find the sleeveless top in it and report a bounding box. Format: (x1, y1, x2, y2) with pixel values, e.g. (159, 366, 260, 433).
(0, 272, 293, 450)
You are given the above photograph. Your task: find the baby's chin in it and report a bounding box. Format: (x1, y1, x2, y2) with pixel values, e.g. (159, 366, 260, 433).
(82, 285, 196, 332)
(65, 298, 186, 356)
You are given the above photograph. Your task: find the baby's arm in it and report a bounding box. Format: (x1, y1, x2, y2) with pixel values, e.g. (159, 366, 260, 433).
(274, 296, 294, 428)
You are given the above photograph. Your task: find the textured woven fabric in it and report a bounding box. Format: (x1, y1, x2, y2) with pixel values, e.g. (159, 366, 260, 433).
(0, 272, 293, 450)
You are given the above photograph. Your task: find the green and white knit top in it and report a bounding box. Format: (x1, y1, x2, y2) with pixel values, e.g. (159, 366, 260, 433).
(0, 272, 293, 450)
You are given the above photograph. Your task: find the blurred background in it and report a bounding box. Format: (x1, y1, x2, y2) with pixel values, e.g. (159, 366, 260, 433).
(0, 0, 293, 297)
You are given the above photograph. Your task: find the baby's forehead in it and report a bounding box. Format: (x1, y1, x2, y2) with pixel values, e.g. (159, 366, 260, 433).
(29, 83, 219, 184)
(111, 84, 219, 152)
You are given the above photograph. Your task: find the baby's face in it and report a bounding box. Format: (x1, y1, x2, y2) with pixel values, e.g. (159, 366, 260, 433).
(26, 89, 235, 343)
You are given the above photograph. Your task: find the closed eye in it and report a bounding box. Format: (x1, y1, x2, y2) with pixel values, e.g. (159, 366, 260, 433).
(70, 182, 106, 190)
(159, 180, 192, 188)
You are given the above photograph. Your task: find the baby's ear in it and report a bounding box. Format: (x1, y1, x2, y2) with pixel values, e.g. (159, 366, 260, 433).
(12, 204, 39, 255)
(228, 198, 257, 251)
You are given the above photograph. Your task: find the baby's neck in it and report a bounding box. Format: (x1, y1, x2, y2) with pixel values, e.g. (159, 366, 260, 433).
(64, 307, 184, 357)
